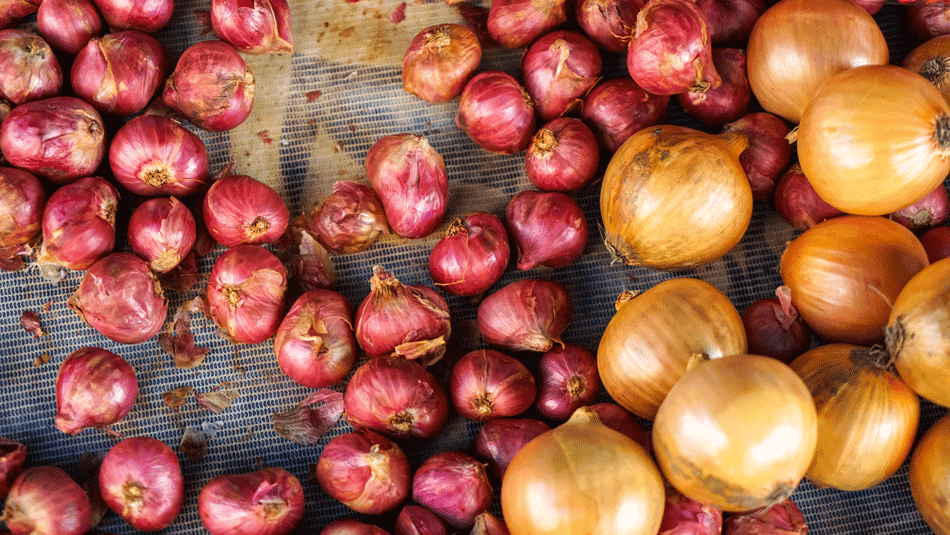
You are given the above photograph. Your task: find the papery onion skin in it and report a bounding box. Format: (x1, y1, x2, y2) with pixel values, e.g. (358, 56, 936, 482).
(598, 279, 747, 420)
(395, 505, 447, 535)
(889, 184, 950, 231)
(477, 278, 573, 353)
(502, 407, 665, 535)
(694, 0, 763, 43)
(71, 31, 168, 116)
(910, 412, 950, 535)
(37, 176, 118, 273)
(653, 354, 818, 512)
(308, 181, 388, 254)
(722, 112, 793, 202)
(525, 118, 599, 192)
(403, 24, 481, 103)
(456, 71, 535, 155)
(773, 163, 845, 231)
(746, 0, 888, 124)
(128, 196, 197, 273)
(627, 0, 720, 96)
(316, 429, 410, 515)
(0, 96, 105, 184)
(789, 344, 919, 491)
(207, 244, 288, 344)
(0, 167, 44, 248)
(198, 467, 305, 535)
(677, 48, 750, 127)
(91, 0, 173, 32)
(781, 215, 929, 345)
(903, 35, 950, 109)
(600, 125, 752, 270)
(68, 252, 169, 344)
(428, 212, 509, 297)
(343, 355, 449, 440)
(2, 466, 91, 535)
(274, 289, 355, 389)
(162, 40, 255, 132)
(365, 134, 448, 239)
(580, 78, 668, 153)
(521, 30, 601, 121)
(575, 0, 642, 53)
(54, 347, 138, 435)
(506, 189, 588, 270)
(98, 437, 185, 531)
(203, 174, 290, 247)
(535, 344, 600, 421)
(486, 0, 568, 49)
(723, 499, 808, 535)
(412, 451, 493, 529)
(658, 486, 723, 535)
(798, 65, 950, 216)
(0, 30, 62, 106)
(322, 519, 392, 535)
(110, 115, 210, 197)
(36, 0, 101, 55)
(449, 349, 536, 421)
(211, 0, 294, 54)
(474, 417, 550, 480)
(920, 226, 950, 263)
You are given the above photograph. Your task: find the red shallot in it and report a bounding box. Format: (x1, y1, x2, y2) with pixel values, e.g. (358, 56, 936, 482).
(920, 226, 950, 263)
(0, 30, 62, 105)
(203, 174, 290, 247)
(659, 486, 723, 535)
(722, 112, 793, 201)
(773, 163, 846, 231)
(98, 437, 184, 532)
(472, 512, 510, 535)
(91, 0, 173, 33)
(273, 289, 356, 389)
(889, 184, 950, 231)
(412, 451, 493, 529)
(0, 0, 39, 31)
(693, 0, 764, 43)
(316, 429, 411, 515)
(128, 196, 197, 273)
(211, 0, 294, 54)
(0, 167, 44, 250)
(0, 438, 25, 499)
(37, 176, 118, 274)
(477, 278, 572, 352)
(428, 212, 509, 297)
(723, 499, 808, 535)
(206, 244, 288, 344)
(741, 286, 811, 365)
(575, 0, 642, 53)
(198, 467, 305, 535)
(2, 466, 91, 535)
(586, 402, 652, 454)
(450, 349, 536, 421)
(110, 115, 210, 197)
(322, 520, 391, 535)
(525, 118, 599, 192)
(402, 24, 481, 103)
(54, 347, 138, 435)
(506, 190, 588, 270)
(36, 0, 101, 54)
(396, 505, 447, 535)
(678, 48, 750, 126)
(474, 417, 550, 479)
(521, 30, 601, 121)
(343, 355, 449, 440)
(354, 265, 451, 365)
(909, 6, 950, 41)
(307, 181, 388, 254)
(456, 71, 535, 154)
(580, 78, 668, 153)
(535, 344, 600, 421)
(486, 0, 568, 49)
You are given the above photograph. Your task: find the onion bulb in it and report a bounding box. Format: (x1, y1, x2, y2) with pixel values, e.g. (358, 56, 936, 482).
(652, 354, 818, 512)
(909, 412, 950, 535)
(903, 35, 950, 108)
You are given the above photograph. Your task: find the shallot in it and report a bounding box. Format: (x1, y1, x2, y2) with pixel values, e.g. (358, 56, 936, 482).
(428, 212, 509, 297)
(521, 30, 601, 121)
(128, 196, 197, 273)
(920, 226, 950, 263)
(322, 520, 391, 535)
(722, 112, 793, 201)
(678, 47, 751, 126)
(889, 184, 950, 231)
(449, 349, 536, 421)
(477, 278, 572, 353)
(534, 344, 600, 421)
(396, 505, 448, 535)
(474, 418, 550, 479)
(91, 0, 173, 33)
(506, 190, 588, 270)
(54, 347, 138, 435)
(211, 0, 294, 54)
(98, 437, 184, 531)
(36, 0, 101, 54)
(741, 287, 811, 364)
(0, 438, 25, 498)
(694, 0, 764, 43)
(0, 30, 62, 105)
(2, 466, 91, 535)
(486, 0, 568, 48)
(658, 487, 723, 535)
(0, 167, 44, 250)
(36, 176, 118, 274)
(203, 174, 290, 247)
(206, 244, 288, 344)
(110, 114, 210, 197)
(307, 181, 388, 254)
(456, 71, 535, 154)
(723, 499, 808, 534)
(586, 403, 652, 454)
(580, 78, 668, 153)
(412, 451, 493, 529)
(575, 0, 642, 53)
(316, 429, 411, 515)
(273, 289, 356, 389)
(402, 24, 481, 103)
(525, 118, 599, 192)
(773, 163, 846, 231)
(198, 467, 305, 535)
(0, 0, 39, 30)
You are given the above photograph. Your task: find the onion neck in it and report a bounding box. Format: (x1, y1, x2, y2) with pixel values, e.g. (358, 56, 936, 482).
(142, 164, 171, 187)
(389, 410, 414, 433)
(533, 129, 558, 155)
(248, 216, 271, 237)
(935, 114, 950, 152)
(920, 56, 950, 90)
(122, 481, 145, 517)
(474, 394, 493, 416)
(567, 375, 585, 398)
(884, 321, 905, 367)
(423, 27, 452, 50)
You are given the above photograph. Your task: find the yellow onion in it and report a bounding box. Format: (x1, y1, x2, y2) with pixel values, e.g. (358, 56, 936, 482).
(501, 407, 664, 535)
(909, 412, 950, 535)
(797, 65, 950, 216)
(780, 215, 929, 345)
(597, 278, 747, 420)
(903, 34, 950, 108)
(886, 257, 950, 408)
(600, 125, 752, 270)
(652, 354, 817, 512)
(789, 344, 919, 491)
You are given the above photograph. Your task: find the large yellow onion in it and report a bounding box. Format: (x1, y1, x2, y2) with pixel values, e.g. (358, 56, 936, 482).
(910, 412, 950, 535)
(501, 407, 664, 535)
(903, 34, 950, 108)
(886, 257, 950, 408)
(780, 215, 929, 345)
(797, 65, 950, 216)
(789, 344, 920, 491)
(597, 278, 747, 420)
(652, 354, 817, 512)
(600, 125, 752, 271)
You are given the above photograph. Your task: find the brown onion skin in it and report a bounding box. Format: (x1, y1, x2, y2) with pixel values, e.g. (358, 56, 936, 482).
(71, 31, 169, 116)
(395, 505, 447, 535)
(773, 163, 846, 231)
(109, 114, 210, 197)
(920, 226, 950, 263)
(90, 0, 173, 33)
(99, 437, 184, 531)
(722, 112, 793, 201)
(412, 451, 493, 529)
(322, 520, 392, 535)
(580, 78, 668, 153)
(0, 438, 25, 499)
(428, 212, 510, 297)
(54, 347, 138, 435)
(910, 413, 950, 535)
(0, 30, 62, 106)
(308, 180, 388, 254)
(344, 355, 449, 440)
(486, 0, 568, 49)
(474, 417, 550, 480)
(723, 499, 808, 534)
(128, 196, 197, 273)
(526, 118, 599, 192)
(521, 30, 601, 121)
(477, 278, 573, 353)
(741, 296, 811, 365)
(203, 174, 290, 247)
(456, 71, 536, 154)
(628, 0, 720, 96)
(162, 40, 255, 132)
(36, 0, 102, 55)
(198, 467, 305, 535)
(909, 6, 950, 41)
(0, 96, 105, 184)
(211, 0, 294, 54)
(316, 429, 411, 515)
(449, 349, 537, 421)
(38, 175, 118, 271)
(586, 402, 652, 455)
(274, 289, 356, 389)
(506, 190, 588, 270)
(694, 0, 764, 43)
(659, 486, 723, 535)
(535, 344, 600, 421)
(677, 48, 750, 126)
(889, 184, 950, 231)
(2, 466, 91, 535)
(0, 167, 44, 248)
(207, 244, 288, 344)
(365, 134, 448, 239)
(575, 0, 643, 53)
(403, 24, 481, 103)
(68, 252, 169, 344)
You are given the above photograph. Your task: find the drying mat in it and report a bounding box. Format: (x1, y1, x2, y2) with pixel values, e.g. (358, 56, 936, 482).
(0, 1, 944, 533)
